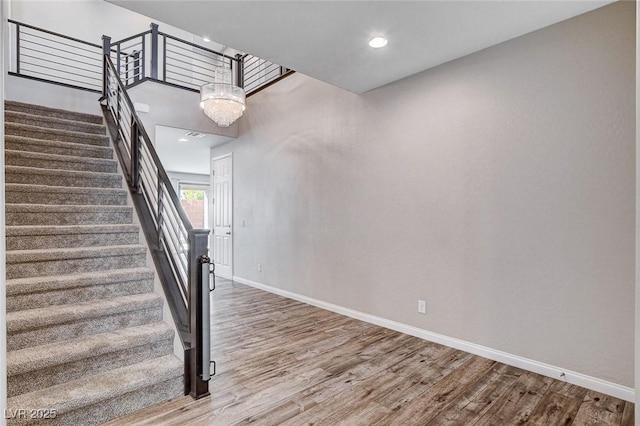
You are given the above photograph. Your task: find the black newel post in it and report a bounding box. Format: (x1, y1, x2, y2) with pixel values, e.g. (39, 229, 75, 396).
(101, 35, 111, 97)
(235, 53, 244, 89)
(15, 24, 21, 74)
(188, 229, 211, 399)
(150, 22, 159, 80)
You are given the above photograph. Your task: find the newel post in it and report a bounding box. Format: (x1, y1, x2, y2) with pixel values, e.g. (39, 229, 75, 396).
(150, 22, 159, 80)
(187, 229, 212, 399)
(235, 53, 244, 89)
(101, 35, 111, 97)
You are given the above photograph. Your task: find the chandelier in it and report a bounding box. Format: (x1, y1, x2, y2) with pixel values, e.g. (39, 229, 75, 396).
(200, 67, 246, 127)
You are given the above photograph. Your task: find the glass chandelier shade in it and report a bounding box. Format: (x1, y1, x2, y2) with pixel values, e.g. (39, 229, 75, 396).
(200, 67, 246, 128)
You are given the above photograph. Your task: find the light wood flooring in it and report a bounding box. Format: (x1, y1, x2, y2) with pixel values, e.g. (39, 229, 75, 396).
(105, 278, 634, 425)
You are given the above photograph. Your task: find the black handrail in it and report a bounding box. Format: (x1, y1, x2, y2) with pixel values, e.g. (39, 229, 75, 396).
(160, 32, 239, 62)
(8, 19, 101, 48)
(112, 29, 151, 46)
(102, 54, 212, 399)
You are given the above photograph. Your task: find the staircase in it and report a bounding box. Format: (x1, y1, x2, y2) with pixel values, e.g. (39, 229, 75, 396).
(4, 101, 184, 424)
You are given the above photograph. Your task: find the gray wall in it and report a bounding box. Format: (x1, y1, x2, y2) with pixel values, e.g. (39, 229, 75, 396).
(212, 2, 635, 387)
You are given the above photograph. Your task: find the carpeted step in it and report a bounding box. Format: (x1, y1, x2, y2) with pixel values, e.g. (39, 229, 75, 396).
(5, 122, 109, 147)
(5, 149, 118, 173)
(6, 355, 183, 426)
(6, 135, 113, 159)
(6, 183, 128, 205)
(6, 224, 140, 250)
(6, 244, 148, 279)
(7, 322, 174, 397)
(6, 204, 133, 226)
(6, 166, 123, 189)
(5, 110, 106, 135)
(6, 293, 164, 351)
(5, 100, 103, 124)
(6, 267, 155, 312)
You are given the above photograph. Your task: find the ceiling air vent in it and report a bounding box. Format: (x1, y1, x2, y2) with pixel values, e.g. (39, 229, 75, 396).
(185, 131, 206, 138)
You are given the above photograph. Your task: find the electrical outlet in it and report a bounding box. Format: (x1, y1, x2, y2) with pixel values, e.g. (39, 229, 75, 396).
(418, 300, 426, 314)
(257, 263, 262, 272)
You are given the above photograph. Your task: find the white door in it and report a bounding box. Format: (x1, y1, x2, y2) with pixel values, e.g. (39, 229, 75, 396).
(211, 154, 233, 279)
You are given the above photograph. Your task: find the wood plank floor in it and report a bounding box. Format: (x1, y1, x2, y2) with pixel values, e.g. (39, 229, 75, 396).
(105, 278, 635, 425)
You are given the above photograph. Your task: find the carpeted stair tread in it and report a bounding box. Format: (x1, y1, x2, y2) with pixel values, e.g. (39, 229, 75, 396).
(5, 165, 123, 188)
(7, 322, 174, 377)
(6, 224, 139, 238)
(6, 267, 155, 312)
(6, 204, 133, 226)
(5, 224, 140, 250)
(5, 110, 106, 135)
(6, 293, 163, 334)
(5, 149, 118, 173)
(6, 183, 128, 205)
(6, 244, 147, 279)
(6, 355, 182, 422)
(5, 122, 110, 146)
(5, 134, 113, 159)
(5, 100, 103, 124)
(6, 267, 154, 296)
(6, 244, 147, 263)
(7, 322, 174, 399)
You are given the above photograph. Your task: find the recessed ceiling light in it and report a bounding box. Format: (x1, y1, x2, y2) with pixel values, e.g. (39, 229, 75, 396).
(368, 36, 388, 48)
(203, 36, 210, 42)
(178, 138, 188, 142)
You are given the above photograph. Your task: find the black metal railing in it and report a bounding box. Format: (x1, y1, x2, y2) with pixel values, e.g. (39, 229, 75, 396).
(161, 32, 239, 91)
(8, 19, 103, 92)
(9, 20, 293, 97)
(106, 23, 292, 95)
(242, 54, 291, 95)
(102, 54, 214, 399)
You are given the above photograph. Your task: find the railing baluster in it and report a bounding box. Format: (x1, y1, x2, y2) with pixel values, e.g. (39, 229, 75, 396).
(134, 50, 140, 84)
(125, 54, 130, 85)
(142, 34, 146, 80)
(162, 34, 167, 82)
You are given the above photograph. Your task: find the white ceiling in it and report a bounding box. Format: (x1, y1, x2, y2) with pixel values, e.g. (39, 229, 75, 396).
(156, 125, 233, 175)
(108, 0, 612, 93)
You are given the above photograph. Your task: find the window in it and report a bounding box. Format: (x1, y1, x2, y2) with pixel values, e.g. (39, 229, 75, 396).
(178, 183, 209, 229)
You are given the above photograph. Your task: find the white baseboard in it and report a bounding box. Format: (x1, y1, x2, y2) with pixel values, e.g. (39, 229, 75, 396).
(233, 275, 635, 403)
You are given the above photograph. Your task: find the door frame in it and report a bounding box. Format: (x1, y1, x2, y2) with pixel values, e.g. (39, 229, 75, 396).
(211, 153, 233, 279)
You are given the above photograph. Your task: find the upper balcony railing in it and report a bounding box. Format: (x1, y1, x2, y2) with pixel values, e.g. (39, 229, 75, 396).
(8, 20, 293, 96)
(7, 20, 103, 92)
